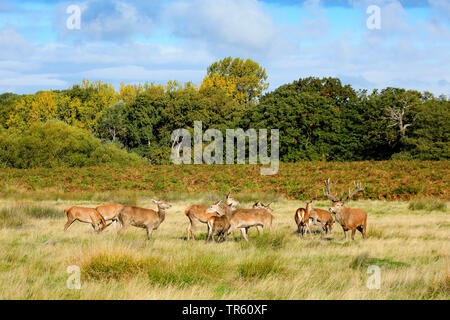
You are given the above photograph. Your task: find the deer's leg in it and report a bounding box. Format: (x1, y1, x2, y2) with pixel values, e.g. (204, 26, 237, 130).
(146, 227, 154, 240)
(341, 226, 347, 240)
(118, 217, 128, 235)
(187, 217, 194, 240)
(240, 228, 249, 242)
(256, 226, 264, 235)
(64, 217, 76, 231)
(207, 221, 216, 243)
(351, 229, 356, 241)
(359, 224, 366, 239)
(306, 222, 312, 238)
(212, 229, 219, 242)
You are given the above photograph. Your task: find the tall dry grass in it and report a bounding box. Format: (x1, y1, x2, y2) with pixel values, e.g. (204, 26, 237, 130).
(0, 197, 448, 300)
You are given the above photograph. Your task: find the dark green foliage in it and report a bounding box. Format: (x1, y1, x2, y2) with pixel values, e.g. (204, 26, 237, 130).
(0, 121, 145, 168)
(0, 72, 448, 165)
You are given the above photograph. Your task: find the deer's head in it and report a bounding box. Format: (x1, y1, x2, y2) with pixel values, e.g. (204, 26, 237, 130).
(206, 200, 225, 216)
(323, 179, 363, 215)
(152, 199, 172, 210)
(225, 192, 240, 208)
(261, 202, 274, 214)
(305, 201, 313, 214)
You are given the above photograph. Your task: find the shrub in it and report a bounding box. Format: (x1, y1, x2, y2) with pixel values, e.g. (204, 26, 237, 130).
(0, 121, 145, 169)
(409, 198, 447, 212)
(0, 207, 26, 229)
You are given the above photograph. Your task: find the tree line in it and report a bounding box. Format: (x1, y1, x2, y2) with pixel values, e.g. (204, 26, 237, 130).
(0, 57, 448, 168)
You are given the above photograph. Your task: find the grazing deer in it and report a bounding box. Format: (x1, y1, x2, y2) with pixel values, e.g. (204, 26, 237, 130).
(184, 193, 239, 240)
(310, 207, 334, 235)
(227, 203, 275, 242)
(295, 201, 313, 237)
(323, 179, 367, 240)
(118, 200, 172, 240)
(64, 206, 107, 233)
(95, 203, 124, 228)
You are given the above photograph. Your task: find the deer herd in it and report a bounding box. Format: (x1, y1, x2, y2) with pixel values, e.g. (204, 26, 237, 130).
(63, 179, 368, 242)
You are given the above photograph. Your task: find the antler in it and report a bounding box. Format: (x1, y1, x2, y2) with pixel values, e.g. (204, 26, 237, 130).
(341, 181, 364, 202)
(323, 178, 339, 202)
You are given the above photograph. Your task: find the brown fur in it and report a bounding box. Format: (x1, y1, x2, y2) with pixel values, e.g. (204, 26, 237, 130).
(206, 202, 233, 242)
(184, 205, 218, 240)
(323, 179, 367, 240)
(95, 203, 124, 222)
(294, 202, 313, 237)
(329, 202, 367, 240)
(64, 206, 107, 233)
(118, 200, 172, 240)
(310, 208, 334, 234)
(185, 194, 239, 240)
(228, 207, 274, 242)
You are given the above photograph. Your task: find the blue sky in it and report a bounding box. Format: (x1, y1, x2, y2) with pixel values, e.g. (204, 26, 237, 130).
(0, 0, 449, 95)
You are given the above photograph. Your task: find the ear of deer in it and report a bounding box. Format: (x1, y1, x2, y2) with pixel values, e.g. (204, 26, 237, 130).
(215, 200, 223, 206)
(323, 178, 339, 202)
(341, 181, 364, 202)
(225, 192, 231, 198)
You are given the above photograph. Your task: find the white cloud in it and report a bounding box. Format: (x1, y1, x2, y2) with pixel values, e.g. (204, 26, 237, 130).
(79, 65, 204, 82)
(0, 28, 33, 59)
(166, 0, 279, 52)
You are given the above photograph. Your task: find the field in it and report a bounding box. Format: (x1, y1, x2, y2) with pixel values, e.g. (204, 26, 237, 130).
(0, 195, 448, 300)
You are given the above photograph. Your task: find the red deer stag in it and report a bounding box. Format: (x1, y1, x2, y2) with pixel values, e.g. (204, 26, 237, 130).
(323, 179, 367, 240)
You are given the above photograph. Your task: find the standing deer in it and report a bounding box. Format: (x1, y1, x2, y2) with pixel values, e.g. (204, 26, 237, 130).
(118, 200, 172, 240)
(95, 203, 124, 228)
(323, 179, 367, 240)
(228, 203, 275, 242)
(64, 206, 107, 233)
(310, 207, 334, 235)
(184, 193, 239, 240)
(294, 201, 313, 237)
(205, 199, 234, 243)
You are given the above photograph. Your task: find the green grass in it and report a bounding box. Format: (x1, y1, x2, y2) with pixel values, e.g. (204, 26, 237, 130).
(409, 198, 447, 212)
(238, 255, 285, 280)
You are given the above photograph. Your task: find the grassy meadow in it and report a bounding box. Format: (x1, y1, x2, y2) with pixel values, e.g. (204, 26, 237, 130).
(0, 194, 448, 300)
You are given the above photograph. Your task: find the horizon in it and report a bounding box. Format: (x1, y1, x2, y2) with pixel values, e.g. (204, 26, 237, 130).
(0, 0, 449, 96)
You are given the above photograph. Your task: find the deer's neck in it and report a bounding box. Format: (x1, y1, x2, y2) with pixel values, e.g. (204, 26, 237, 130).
(335, 208, 349, 225)
(157, 207, 166, 222)
(225, 204, 233, 221)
